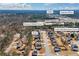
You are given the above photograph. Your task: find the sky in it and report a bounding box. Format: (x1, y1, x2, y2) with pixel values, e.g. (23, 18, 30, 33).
(0, 3, 79, 10)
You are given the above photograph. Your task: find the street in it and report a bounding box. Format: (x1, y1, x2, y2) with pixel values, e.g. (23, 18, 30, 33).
(40, 31, 53, 56)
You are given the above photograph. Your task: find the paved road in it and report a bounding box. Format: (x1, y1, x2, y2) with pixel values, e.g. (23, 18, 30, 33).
(41, 31, 53, 56)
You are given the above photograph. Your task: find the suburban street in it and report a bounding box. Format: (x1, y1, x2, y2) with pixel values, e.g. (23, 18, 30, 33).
(40, 31, 53, 56)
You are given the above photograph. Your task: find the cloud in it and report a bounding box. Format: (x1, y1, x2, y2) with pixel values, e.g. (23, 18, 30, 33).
(0, 3, 32, 10)
(44, 3, 79, 10)
(44, 3, 53, 6)
(44, 3, 50, 6)
(44, 3, 52, 10)
(61, 6, 79, 10)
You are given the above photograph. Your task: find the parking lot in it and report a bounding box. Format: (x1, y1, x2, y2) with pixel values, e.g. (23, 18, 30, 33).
(29, 29, 79, 56)
(47, 30, 79, 56)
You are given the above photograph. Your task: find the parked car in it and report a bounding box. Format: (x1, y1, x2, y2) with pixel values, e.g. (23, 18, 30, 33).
(71, 33, 75, 38)
(16, 43, 22, 49)
(48, 31, 53, 37)
(32, 50, 38, 56)
(35, 44, 42, 50)
(35, 39, 41, 42)
(54, 46, 61, 52)
(71, 44, 78, 51)
(50, 37, 57, 46)
(66, 36, 72, 44)
(77, 35, 79, 41)
(34, 36, 40, 40)
(50, 36, 55, 40)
